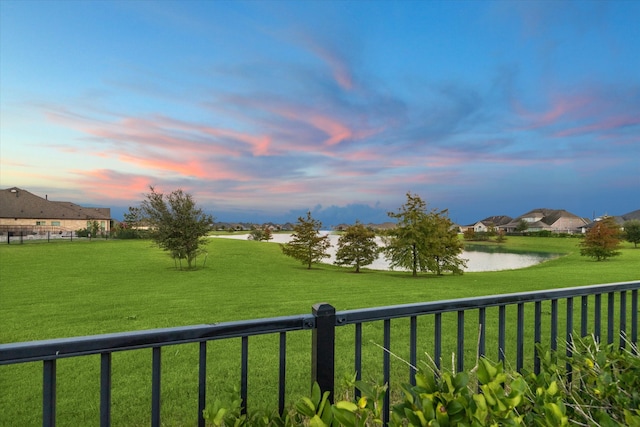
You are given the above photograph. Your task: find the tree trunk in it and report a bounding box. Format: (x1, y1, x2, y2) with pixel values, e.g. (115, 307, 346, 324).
(412, 244, 418, 276)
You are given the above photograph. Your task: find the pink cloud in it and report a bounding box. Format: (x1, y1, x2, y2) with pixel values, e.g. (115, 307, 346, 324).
(554, 114, 640, 138)
(305, 113, 354, 146)
(514, 95, 592, 130)
(80, 170, 152, 196)
(316, 49, 353, 91)
(272, 105, 383, 148)
(199, 126, 272, 156)
(340, 148, 386, 162)
(47, 108, 273, 158)
(64, 169, 154, 203)
(205, 92, 389, 153)
(299, 36, 354, 91)
(513, 86, 640, 144)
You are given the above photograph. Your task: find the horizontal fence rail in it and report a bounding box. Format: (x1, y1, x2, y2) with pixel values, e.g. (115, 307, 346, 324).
(1, 281, 638, 427)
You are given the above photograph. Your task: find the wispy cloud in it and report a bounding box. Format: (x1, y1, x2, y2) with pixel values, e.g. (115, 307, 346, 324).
(3, 1, 639, 224)
(512, 84, 640, 147)
(554, 114, 640, 138)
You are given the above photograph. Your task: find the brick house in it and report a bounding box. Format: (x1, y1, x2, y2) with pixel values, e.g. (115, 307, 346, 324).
(0, 187, 111, 236)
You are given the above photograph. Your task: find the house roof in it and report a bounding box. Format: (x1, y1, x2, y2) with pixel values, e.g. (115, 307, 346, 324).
(621, 209, 640, 221)
(0, 187, 111, 220)
(537, 209, 584, 226)
(478, 215, 512, 227)
(584, 209, 640, 227)
(501, 208, 588, 229)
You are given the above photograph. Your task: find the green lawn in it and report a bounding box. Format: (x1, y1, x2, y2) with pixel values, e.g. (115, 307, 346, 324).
(0, 236, 638, 426)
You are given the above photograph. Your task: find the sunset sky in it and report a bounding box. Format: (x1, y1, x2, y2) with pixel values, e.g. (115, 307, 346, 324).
(1, 1, 639, 226)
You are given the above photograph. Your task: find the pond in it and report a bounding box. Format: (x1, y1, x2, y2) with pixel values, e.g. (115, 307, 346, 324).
(213, 233, 560, 272)
(458, 244, 560, 272)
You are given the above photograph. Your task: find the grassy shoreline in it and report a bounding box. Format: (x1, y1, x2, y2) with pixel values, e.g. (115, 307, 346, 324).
(1, 237, 638, 426)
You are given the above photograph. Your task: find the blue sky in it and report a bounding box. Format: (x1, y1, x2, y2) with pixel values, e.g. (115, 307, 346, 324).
(1, 0, 639, 226)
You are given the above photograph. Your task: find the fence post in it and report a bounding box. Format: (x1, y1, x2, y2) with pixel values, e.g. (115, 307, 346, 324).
(311, 303, 336, 402)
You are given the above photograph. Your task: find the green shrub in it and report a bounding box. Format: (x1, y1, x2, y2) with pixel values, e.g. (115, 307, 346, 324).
(204, 336, 640, 426)
(529, 336, 640, 426)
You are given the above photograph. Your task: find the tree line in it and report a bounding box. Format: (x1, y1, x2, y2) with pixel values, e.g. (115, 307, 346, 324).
(121, 187, 640, 271)
(281, 192, 465, 275)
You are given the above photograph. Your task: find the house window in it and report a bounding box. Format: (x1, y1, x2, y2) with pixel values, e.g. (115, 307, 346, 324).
(36, 221, 46, 226)
(101, 221, 106, 231)
(51, 221, 61, 226)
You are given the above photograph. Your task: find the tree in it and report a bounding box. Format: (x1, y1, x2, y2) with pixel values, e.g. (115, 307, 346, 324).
(88, 220, 101, 238)
(463, 228, 476, 240)
(424, 209, 466, 275)
(623, 220, 640, 248)
(281, 211, 330, 269)
(515, 219, 529, 234)
(248, 226, 273, 241)
(334, 221, 379, 273)
(123, 206, 144, 228)
(383, 192, 465, 276)
(117, 206, 146, 238)
(383, 193, 431, 276)
(580, 217, 622, 261)
(76, 220, 101, 238)
(140, 187, 214, 269)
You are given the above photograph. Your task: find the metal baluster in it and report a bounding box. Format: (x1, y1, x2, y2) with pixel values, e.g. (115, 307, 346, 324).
(566, 298, 574, 382)
(632, 290, 638, 354)
(498, 305, 506, 363)
(278, 332, 286, 415)
(100, 353, 112, 427)
(581, 295, 589, 338)
(198, 342, 207, 427)
(457, 311, 464, 373)
(517, 303, 524, 372)
(151, 347, 162, 427)
(620, 291, 627, 349)
(594, 294, 602, 343)
(410, 316, 417, 385)
(534, 301, 541, 375)
(43, 359, 56, 427)
(478, 308, 486, 359)
(434, 313, 442, 371)
(354, 323, 362, 399)
(383, 319, 391, 426)
(607, 292, 615, 345)
(551, 299, 558, 351)
(241, 337, 248, 415)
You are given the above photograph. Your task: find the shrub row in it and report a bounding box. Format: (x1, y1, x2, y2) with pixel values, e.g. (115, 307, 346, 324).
(204, 335, 639, 426)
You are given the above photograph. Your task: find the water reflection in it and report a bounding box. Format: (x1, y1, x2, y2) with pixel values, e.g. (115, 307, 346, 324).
(339, 243, 558, 272)
(461, 249, 558, 272)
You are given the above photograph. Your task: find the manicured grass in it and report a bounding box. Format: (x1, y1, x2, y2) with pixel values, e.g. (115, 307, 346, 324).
(0, 237, 638, 426)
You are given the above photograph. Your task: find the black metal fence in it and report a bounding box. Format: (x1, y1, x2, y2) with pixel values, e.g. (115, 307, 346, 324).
(0, 229, 77, 244)
(1, 280, 638, 427)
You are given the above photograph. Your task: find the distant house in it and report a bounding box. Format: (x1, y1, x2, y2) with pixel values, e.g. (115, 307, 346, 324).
(0, 187, 111, 236)
(469, 215, 512, 233)
(499, 208, 589, 234)
(333, 223, 351, 231)
(212, 222, 249, 231)
(367, 222, 397, 231)
(582, 209, 640, 231)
